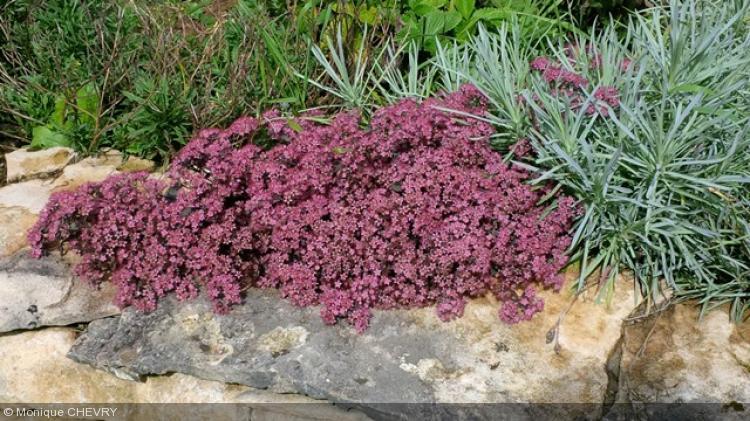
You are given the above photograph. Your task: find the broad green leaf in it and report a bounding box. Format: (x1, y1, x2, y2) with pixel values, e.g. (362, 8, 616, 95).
(408, 0, 423, 9)
(461, 7, 509, 31)
(413, 3, 438, 16)
(51, 95, 67, 127)
(472, 7, 510, 22)
(424, 11, 446, 35)
(443, 11, 464, 32)
(31, 125, 70, 149)
(358, 6, 379, 25)
(425, 0, 448, 7)
(456, 0, 475, 19)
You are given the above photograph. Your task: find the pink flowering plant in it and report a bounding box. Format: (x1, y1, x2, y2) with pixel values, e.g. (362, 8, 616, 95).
(526, 46, 625, 118)
(29, 85, 578, 332)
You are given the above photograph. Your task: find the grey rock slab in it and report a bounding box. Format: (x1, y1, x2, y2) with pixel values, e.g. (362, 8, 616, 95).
(68, 277, 639, 419)
(0, 327, 373, 421)
(0, 252, 120, 332)
(69, 291, 438, 403)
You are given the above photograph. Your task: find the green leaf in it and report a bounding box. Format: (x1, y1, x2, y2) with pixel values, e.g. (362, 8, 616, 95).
(472, 7, 509, 22)
(424, 11, 447, 35)
(76, 82, 99, 125)
(31, 125, 70, 149)
(51, 95, 67, 127)
(287, 118, 303, 133)
(413, 3, 437, 16)
(671, 83, 715, 96)
(423, 34, 450, 54)
(443, 11, 464, 32)
(425, 0, 448, 7)
(460, 7, 509, 32)
(358, 5, 381, 25)
(456, 0, 475, 19)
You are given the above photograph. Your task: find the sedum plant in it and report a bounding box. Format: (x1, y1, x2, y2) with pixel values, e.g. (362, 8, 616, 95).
(29, 87, 577, 332)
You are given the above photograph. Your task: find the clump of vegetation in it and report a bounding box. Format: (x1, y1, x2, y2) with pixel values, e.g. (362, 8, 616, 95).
(0, 0, 325, 161)
(28, 88, 577, 332)
(398, 0, 575, 53)
(470, 0, 750, 320)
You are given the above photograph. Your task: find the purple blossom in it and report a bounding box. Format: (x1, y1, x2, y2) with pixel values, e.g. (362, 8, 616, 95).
(594, 86, 620, 107)
(530, 56, 550, 71)
(529, 52, 624, 119)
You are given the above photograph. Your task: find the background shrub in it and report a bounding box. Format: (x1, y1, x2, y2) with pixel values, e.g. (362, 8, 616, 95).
(0, 0, 326, 161)
(0, 0, 590, 162)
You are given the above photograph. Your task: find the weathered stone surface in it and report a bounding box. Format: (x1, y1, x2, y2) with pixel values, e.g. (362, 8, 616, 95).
(118, 155, 156, 173)
(52, 149, 155, 191)
(0, 206, 37, 257)
(613, 303, 750, 404)
(5, 146, 75, 182)
(0, 327, 243, 403)
(0, 327, 371, 421)
(0, 252, 120, 333)
(0, 179, 53, 214)
(69, 271, 637, 418)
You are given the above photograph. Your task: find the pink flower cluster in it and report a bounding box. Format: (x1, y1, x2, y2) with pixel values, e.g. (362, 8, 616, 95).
(529, 49, 623, 117)
(29, 85, 577, 332)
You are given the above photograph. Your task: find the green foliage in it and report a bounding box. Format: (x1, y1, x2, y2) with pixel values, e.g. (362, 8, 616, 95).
(303, 25, 385, 109)
(400, 0, 575, 53)
(0, 0, 325, 162)
(566, 0, 651, 26)
(0, 0, 584, 159)
(29, 82, 100, 150)
(114, 75, 193, 158)
(465, 0, 750, 319)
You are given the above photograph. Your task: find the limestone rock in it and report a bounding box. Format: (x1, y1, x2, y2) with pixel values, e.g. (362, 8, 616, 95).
(5, 147, 75, 183)
(0, 252, 120, 333)
(614, 303, 750, 404)
(0, 327, 371, 421)
(69, 271, 638, 419)
(0, 179, 53, 214)
(0, 206, 37, 257)
(52, 150, 154, 191)
(0, 328, 242, 403)
(117, 155, 156, 173)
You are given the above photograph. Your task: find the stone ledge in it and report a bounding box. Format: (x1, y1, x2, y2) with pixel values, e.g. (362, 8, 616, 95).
(67, 276, 637, 419)
(5, 147, 76, 183)
(0, 252, 120, 333)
